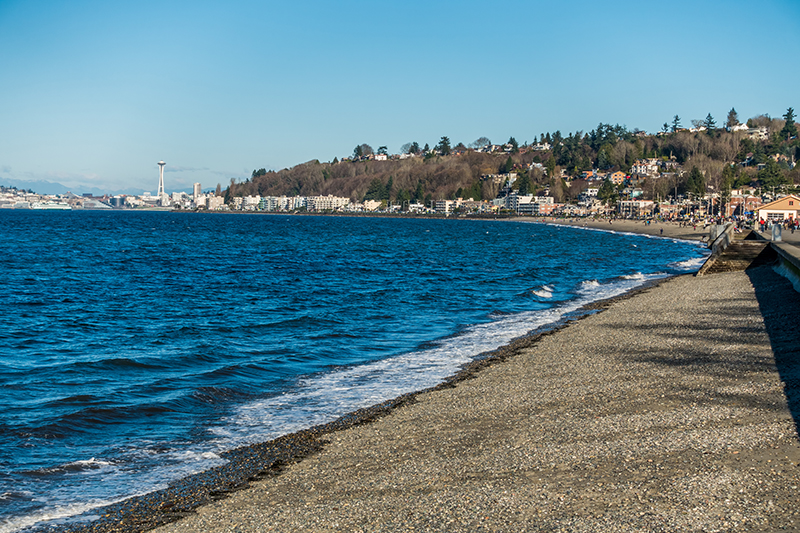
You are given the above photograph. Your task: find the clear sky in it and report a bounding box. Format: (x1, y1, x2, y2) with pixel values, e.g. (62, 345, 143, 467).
(1, 0, 798, 194)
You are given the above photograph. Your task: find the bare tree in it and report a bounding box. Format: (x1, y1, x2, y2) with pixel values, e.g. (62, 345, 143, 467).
(469, 137, 491, 149)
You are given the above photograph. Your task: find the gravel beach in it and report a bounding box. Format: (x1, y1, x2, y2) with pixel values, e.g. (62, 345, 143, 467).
(137, 264, 800, 533)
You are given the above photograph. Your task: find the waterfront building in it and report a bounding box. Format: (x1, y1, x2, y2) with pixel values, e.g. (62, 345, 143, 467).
(757, 195, 800, 222)
(306, 195, 349, 212)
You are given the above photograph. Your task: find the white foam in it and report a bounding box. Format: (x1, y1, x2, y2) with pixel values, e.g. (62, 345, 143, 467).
(622, 272, 646, 280)
(66, 458, 115, 468)
(1, 499, 123, 533)
(532, 287, 553, 298)
(669, 256, 707, 271)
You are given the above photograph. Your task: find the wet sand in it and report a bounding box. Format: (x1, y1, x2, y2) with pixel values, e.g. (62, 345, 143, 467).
(137, 265, 800, 532)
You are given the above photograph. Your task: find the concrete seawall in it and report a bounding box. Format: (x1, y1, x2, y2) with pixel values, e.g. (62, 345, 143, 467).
(773, 242, 800, 293)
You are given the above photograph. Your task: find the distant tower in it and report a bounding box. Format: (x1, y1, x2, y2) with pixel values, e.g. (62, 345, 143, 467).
(193, 182, 201, 200)
(157, 161, 166, 203)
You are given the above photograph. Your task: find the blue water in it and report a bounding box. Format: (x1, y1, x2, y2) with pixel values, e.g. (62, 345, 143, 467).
(0, 211, 707, 531)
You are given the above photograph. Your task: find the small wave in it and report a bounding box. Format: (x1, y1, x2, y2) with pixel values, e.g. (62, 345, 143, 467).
(49, 395, 101, 406)
(191, 385, 249, 404)
(25, 458, 115, 477)
(622, 272, 646, 280)
(62, 458, 115, 470)
(580, 279, 600, 288)
(69, 358, 161, 372)
(0, 498, 125, 533)
(171, 450, 222, 462)
(531, 287, 553, 298)
(669, 257, 707, 271)
(0, 490, 34, 503)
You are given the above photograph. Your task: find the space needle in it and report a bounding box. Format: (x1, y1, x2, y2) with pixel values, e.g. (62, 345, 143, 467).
(157, 160, 166, 205)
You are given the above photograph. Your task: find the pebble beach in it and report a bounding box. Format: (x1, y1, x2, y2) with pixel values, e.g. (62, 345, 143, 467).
(68, 223, 800, 533)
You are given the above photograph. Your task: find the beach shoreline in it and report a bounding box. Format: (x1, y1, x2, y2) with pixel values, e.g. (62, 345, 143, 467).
(59, 275, 667, 533)
(512, 216, 711, 243)
(145, 268, 800, 533)
(55, 222, 800, 533)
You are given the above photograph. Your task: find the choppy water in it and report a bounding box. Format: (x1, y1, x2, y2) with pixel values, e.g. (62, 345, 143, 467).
(0, 211, 707, 531)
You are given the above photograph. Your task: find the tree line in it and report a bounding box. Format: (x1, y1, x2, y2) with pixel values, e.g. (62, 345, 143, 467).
(226, 108, 799, 206)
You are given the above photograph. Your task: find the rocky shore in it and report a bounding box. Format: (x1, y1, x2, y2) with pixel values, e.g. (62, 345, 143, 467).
(59, 221, 800, 533)
(126, 264, 798, 532)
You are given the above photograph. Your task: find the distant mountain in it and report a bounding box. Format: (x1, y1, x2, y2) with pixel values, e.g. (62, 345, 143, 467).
(0, 177, 193, 197)
(0, 178, 77, 195)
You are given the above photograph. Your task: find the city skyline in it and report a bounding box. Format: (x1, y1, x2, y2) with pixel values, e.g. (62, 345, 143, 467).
(1, 0, 799, 195)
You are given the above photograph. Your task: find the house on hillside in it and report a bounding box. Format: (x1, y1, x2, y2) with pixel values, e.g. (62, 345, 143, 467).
(608, 171, 626, 186)
(629, 159, 659, 178)
(748, 127, 769, 141)
(756, 195, 800, 222)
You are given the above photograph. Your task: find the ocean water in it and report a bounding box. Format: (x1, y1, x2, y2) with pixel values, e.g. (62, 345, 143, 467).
(0, 211, 707, 532)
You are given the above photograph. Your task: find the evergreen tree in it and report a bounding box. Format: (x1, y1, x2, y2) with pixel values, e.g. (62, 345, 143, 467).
(395, 189, 411, 209)
(597, 147, 611, 169)
(437, 136, 451, 156)
(501, 156, 514, 173)
(385, 176, 393, 202)
(545, 155, 556, 177)
(758, 159, 788, 190)
(508, 136, 519, 153)
(726, 108, 739, 129)
(703, 113, 716, 135)
(671, 115, 681, 132)
(363, 178, 386, 201)
(598, 179, 616, 204)
(413, 181, 424, 203)
(470, 181, 483, 200)
(686, 166, 706, 197)
(516, 173, 531, 195)
(781, 107, 797, 140)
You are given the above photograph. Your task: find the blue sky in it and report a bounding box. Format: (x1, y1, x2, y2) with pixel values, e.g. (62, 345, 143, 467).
(1, 0, 798, 194)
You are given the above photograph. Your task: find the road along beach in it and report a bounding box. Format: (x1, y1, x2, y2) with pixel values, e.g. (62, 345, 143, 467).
(138, 264, 800, 532)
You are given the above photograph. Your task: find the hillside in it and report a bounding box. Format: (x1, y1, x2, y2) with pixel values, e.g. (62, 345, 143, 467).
(227, 112, 800, 204)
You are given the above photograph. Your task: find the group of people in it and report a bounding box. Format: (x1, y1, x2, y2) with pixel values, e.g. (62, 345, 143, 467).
(759, 218, 799, 234)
